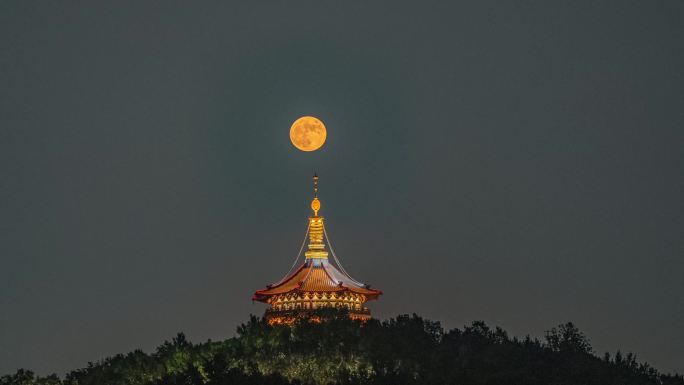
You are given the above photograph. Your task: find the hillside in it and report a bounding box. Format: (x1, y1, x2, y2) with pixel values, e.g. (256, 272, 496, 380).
(2, 310, 682, 385)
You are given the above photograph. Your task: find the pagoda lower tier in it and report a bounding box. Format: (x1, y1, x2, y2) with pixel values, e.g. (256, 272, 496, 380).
(253, 257, 381, 324)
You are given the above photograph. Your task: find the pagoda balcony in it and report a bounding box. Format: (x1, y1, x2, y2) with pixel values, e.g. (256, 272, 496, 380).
(264, 307, 371, 322)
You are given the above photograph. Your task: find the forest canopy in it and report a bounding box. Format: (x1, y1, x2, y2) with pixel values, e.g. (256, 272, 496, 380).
(2, 310, 682, 385)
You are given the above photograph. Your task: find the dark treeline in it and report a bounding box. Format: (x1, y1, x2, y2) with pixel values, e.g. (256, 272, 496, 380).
(2, 310, 682, 385)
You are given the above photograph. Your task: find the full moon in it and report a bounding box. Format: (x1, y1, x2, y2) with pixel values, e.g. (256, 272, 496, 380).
(289, 116, 327, 152)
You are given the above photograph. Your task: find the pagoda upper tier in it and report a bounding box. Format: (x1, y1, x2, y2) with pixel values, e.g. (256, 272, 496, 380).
(252, 175, 382, 324)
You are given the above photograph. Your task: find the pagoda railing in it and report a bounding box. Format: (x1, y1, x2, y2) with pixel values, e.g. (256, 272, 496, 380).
(264, 307, 371, 317)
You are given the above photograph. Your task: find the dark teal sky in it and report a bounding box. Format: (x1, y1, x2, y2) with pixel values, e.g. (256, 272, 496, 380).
(1, 1, 683, 375)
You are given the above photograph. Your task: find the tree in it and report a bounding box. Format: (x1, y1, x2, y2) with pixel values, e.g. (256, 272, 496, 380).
(545, 322, 593, 354)
(3, 315, 682, 385)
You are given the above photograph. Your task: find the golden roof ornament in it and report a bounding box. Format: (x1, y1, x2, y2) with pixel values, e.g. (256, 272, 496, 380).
(306, 174, 327, 259)
(311, 173, 321, 216)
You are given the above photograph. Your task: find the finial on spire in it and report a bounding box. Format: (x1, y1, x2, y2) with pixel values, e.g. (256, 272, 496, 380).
(313, 173, 319, 198)
(311, 173, 321, 216)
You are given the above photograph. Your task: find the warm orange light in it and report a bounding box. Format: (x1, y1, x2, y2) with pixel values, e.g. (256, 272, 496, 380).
(289, 116, 327, 152)
(311, 198, 321, 215)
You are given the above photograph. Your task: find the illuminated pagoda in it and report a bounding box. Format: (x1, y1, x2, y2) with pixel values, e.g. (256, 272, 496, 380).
(253, 175, 382, 324)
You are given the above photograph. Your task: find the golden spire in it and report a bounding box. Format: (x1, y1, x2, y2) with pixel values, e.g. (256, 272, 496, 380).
(311, 173, 321, 216)
(306, 173, 328, 259)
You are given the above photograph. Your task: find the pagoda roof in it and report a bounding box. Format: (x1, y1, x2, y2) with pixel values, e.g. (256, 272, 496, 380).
(253, 258, 382, 302)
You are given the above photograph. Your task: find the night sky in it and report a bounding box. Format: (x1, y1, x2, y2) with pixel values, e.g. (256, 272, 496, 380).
(1, 1, 683, 376)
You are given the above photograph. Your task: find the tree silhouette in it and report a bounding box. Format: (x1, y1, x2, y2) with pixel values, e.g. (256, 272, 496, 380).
(2, 313, 683, 385)
(545, 322, 593, 354)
